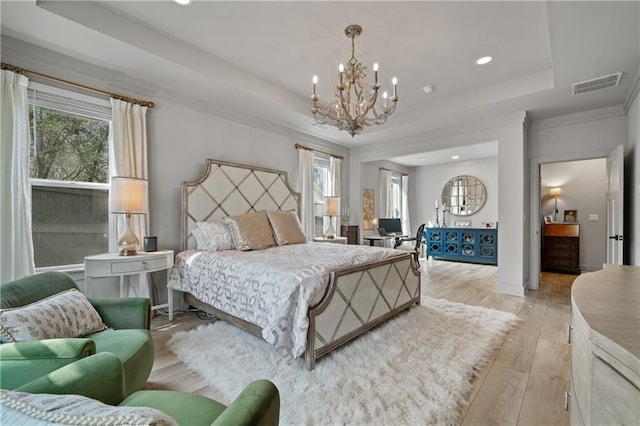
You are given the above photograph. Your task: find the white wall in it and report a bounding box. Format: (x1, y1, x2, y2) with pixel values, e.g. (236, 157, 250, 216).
(411, 157, 498, 230)
(540, 159, 607, 271)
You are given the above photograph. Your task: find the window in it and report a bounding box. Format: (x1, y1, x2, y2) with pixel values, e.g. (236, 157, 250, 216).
(28, 84, 112, 269)
(313, 157, 329, 237)
(389, 173, 402, 218)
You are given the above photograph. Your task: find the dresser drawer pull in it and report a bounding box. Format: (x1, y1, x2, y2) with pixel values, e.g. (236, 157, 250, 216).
(564, 391, 571, 411)
(566, 325, 573, 344)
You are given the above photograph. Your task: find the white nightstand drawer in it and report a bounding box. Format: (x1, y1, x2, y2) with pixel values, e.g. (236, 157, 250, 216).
(111, 261, 144, 274)
(142, 257, 169, 271)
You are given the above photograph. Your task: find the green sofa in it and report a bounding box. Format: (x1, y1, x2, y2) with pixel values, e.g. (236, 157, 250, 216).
(9, 352, 280, 426)
(0, 271, 154, 397)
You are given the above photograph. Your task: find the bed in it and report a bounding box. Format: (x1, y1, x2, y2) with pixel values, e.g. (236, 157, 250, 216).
(168, 159, 420, 370)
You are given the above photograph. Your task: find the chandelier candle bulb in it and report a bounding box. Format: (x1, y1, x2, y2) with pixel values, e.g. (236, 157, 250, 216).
(339, 64, 344, 84)
(373, 62, 379, 84)
(312, 75, 318, 96)
(392, 77, 398, 98)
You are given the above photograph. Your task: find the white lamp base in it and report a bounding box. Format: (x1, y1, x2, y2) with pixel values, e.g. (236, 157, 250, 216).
(118, 213, 139, 256)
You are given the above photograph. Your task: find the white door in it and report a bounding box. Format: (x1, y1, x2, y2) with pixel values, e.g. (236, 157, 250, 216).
(606, 145, 624, 264)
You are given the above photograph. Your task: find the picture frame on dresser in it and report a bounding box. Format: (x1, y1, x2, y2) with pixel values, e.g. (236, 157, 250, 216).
(544, 215, 553, 224)
(564, 210, 577, 222)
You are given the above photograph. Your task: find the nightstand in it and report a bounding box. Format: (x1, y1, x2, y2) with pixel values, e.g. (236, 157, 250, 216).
(84, 250, 174, 312)
(313, 236, 348, 244)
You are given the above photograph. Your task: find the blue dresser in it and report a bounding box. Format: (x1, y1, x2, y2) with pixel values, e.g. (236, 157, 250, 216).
(425, 227, 497, 265)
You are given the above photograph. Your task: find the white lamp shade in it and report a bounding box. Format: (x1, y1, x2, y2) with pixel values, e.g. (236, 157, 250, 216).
(550, 187, 562, 198)
(324, 196, 340, 217)
(110, 177, 149, 214)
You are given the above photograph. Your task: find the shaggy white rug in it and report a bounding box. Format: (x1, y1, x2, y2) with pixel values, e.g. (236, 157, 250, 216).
(167, 297, 519, 426)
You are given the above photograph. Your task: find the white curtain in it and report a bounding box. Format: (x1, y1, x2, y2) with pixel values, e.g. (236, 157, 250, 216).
(401, 174, 411, 235)
(0, 70, 35, 282)
(298, 149, 315, 240)
(109, 98, 149, 251)
(379, 168, 392, 218)
(329, 157, 341, 197)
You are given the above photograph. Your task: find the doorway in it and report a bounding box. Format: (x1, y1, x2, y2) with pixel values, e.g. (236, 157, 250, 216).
(539, 158, 607, 275)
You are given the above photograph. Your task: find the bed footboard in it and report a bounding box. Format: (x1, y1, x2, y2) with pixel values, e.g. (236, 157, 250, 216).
(305, 253, 421, 370)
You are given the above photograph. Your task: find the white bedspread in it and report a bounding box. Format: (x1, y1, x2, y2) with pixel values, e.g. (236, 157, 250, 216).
(168, 242, 403, 359)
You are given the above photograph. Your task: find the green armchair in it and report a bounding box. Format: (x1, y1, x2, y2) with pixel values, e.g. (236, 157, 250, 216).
(0, 271, 154, 397)
(11, 352, 280, 426)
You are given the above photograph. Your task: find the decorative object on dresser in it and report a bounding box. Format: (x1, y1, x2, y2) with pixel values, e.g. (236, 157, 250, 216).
(167, 296, 519, 425)
(542, 223, 580, 274)
(426, 227, 497, 265)
(340, 225, 359, 245)
(569, 265, 640, 425)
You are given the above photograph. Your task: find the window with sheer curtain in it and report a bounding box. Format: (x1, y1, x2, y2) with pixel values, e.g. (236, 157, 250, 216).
(28, 83, 112, 269)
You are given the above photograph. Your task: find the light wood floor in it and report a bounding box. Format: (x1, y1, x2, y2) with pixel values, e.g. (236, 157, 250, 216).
(149, 259, 576, 425)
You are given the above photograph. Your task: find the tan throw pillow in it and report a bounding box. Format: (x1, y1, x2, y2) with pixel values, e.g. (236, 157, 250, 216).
(0, 390, 177, 426)
(0, 289, 108, 343)
(266, 210, 307, 245)
(223, 211, 277, 251)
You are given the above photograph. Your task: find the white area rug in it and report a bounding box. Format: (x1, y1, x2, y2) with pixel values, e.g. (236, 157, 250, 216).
(167, 297, 519, 426)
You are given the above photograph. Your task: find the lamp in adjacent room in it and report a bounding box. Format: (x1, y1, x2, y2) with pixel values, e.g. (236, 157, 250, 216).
(323, 196, 341, 239)
(110, 177, 148, 256)
(550, 186, 562, 222)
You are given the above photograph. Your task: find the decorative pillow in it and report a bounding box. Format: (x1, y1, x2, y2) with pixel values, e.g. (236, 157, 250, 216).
(0, 289, 108, 343)
(223, 211, 277, 251)
(0, 390, 177, 426)
(192, 221, 234, 251)
(266, 210, 307, 245)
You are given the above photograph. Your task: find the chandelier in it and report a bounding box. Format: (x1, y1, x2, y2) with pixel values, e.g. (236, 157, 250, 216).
(311, 24, 398, 137)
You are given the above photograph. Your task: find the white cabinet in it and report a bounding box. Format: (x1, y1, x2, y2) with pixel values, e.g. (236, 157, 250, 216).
(570, 265, 640, 425)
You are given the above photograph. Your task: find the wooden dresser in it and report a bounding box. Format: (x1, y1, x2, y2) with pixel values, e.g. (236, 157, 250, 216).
(570, 265, 640, 425)
(340, 225, 359, 245)
(542, 223, 580, 274)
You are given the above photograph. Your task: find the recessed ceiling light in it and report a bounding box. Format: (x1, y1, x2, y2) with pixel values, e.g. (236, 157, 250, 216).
(174, 0, 192, 5)
(451, 155, 460, 160)
(476, 56, 493, 65)
(422, 85, 434, 94)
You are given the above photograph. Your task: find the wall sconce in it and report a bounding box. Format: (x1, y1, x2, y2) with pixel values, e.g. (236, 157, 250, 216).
(110, 177, 148, 256)
(323, 196, 340, 239)
(550, 186, 562, 222)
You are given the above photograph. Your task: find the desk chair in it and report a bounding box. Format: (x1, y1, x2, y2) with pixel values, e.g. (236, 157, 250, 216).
(394, 223, 426, 267)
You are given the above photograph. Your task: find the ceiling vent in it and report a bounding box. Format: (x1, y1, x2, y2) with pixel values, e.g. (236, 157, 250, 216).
(572, 72, 622, 95)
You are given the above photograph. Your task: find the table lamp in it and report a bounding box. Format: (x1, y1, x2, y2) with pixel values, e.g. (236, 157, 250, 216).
(323, 196, 340, 239)
(110, 176, 148, 256)
(550, 186, 562, 222)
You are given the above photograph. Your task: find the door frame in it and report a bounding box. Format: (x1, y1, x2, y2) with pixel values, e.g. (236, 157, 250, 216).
(529, 149, 612, 290)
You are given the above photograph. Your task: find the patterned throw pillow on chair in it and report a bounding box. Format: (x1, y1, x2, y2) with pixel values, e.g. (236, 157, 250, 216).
(0, 289, 108, 343)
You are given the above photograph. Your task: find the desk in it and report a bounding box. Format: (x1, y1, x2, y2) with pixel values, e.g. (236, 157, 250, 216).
(363, 235, 408, 247)
(84, 250, 174, 312)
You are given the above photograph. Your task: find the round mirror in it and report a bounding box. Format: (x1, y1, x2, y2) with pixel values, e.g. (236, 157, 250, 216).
(441, 175, 486, 216)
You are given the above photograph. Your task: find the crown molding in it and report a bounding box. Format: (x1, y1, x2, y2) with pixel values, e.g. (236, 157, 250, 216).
(528, 105, 626, 132)
(623, 70, 640, 114)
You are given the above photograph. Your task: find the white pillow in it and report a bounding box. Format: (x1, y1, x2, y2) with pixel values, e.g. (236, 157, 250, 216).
(0, 289, 108, 343)
(192, 221, 234, 251)
(0, 390, 177, 426)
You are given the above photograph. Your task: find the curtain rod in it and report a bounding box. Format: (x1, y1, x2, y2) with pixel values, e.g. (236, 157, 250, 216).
(379, 166, 408, 176)
(295, 143, 344, 160)
(1, 62, 155, 108)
